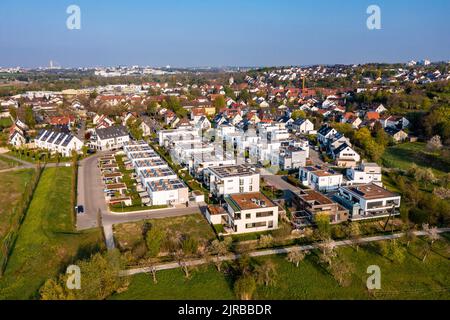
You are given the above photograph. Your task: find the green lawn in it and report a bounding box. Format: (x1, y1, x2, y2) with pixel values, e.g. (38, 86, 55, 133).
(0, 169, 35, 242)
(0, 167, 104, 300)
(112, 236, 450, 300)
(381, 142, 450, 176)
(0, 155, 22, 170)
(0, 117, 12, 129)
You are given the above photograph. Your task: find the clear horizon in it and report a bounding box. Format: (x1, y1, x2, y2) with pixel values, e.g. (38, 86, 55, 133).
(1, 0, 450, 68)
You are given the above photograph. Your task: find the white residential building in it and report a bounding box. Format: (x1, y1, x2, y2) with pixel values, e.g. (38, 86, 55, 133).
(206, 192, 279, 234)
(299, 166, 343, 192)
(204, 164, 260, 198)
(90, 126, 130, 151)
(346, 162, 382, 186)
(34, 129, 84, 157)
(146, 178, 189, 206)
(291, 118, 314, 134)
(334, 183, 401, 221)
(331, 143, 361, 168)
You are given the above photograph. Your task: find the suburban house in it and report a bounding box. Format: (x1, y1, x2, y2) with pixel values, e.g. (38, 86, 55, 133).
(385, 127, 408, 142)
(317, 126, 338, 144)
(34, 129, 84, 157)
(333, 183, 401, 221)
(291, 118, 314, 134)
(299, 166, 343, 192)
(90, 125, 130, 151)
(331, 143, 361, 168)
(93, 114, 114, 129)
(203, 164, 260, 198)
(346, 162, 383, 186)
(380, 115, 410, 129)
(9, 130, 26, 147)
(206, 192, 279, 234)
(291, 189, 349, 227)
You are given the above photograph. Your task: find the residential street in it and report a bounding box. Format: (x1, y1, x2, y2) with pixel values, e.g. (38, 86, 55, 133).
(75, 152, 204, 249)
(122, 228, 450, 276)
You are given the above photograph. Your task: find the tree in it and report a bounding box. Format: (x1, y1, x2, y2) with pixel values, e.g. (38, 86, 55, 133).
(8, 107, 17, 120)
(24, 106, 36, 128)
(423, 224, 440, 247)
(81, 145, 88, 158)
(314, 213, 331, 239)
(40, 250, 128, 300)
(145, 226, 166, 258)
(426, 135, 442, 152)
(209, 238, 232, 272)
(147, 101, 158, 116)
(329, 257, 354, 287)
(387, 240, 405, 264)
(318, 238, 337, 267)
(346, 223, 362, 251)
(213, 95, 226, 113)
(234, 275, 256, 300)
(404, 226, 417, 247)
(255, 260, 277, 287)
(287, 247, 309, 267)
(291, 110, 306, 120)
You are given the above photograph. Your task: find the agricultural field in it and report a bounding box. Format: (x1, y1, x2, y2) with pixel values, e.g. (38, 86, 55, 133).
(0, 169, 35, 243)
(112, 235, 450, 300)
(0, 167, 104, 300)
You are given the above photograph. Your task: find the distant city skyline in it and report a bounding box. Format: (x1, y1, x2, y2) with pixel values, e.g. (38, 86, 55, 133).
(1, 0, 449, 68)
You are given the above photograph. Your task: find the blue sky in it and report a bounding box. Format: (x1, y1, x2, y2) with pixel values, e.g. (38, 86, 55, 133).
(0, 0, 449, 68)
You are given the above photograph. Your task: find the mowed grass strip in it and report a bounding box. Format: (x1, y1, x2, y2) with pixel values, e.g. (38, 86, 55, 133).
(0, 167, 103, 300)
(0, 169, 35, 242)
(112, 237, 450, 300)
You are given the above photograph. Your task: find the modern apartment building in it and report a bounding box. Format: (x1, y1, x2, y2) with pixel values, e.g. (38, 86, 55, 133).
(299, 166, 343, 192)
(204, 164, 260, 198)
(292, 189, 349, 227)
(90, 125, 130, 151)
(206, 192, 279, 234)
(334, 183, 401, 221)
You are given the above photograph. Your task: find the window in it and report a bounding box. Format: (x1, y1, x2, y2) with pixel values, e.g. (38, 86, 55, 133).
(246, 222, 267, 229)
(367, 201, 383, 209)
(256, 211, 273, 218)
(268, 221, 274, 228)
(245, 213, 251, 219)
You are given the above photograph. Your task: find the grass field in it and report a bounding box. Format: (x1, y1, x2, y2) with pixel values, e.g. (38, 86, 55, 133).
(381, 142, 450, 176)
(0, 155, 22, 170)
(0, 167, 104, 300)
(113, 214, 216, 253)
(0, 169, 35, 242)
(112, 236, 450, 300)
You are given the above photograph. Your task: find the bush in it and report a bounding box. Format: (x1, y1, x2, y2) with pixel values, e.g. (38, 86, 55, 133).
(409, 207, 429, 225)
(131, 241, 148, 261)
(182, 236, 199, 256)
(145, 226, 166, 258)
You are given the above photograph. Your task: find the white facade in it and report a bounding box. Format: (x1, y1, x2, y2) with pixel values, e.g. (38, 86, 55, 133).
(299, 166, 343, 192)
(34, 130, 83, 157)
(223, 193, 279, 234)
(204, 165, 260, 197)
(346, 162, 382, 186)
